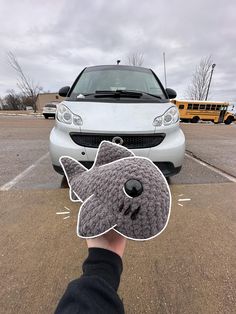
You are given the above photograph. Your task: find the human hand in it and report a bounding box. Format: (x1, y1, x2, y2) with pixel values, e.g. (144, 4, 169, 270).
(86, 229, 127, 258)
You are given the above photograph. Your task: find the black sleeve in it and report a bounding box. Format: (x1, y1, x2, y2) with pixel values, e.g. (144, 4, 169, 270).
(54, 248, 125, 314)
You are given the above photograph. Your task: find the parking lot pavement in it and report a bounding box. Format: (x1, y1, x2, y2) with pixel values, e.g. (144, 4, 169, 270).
(182, 123, 236, 178)
(0, 184, 235, 314)
(0, 115, 236, 314)
(0, 116, 52, 183)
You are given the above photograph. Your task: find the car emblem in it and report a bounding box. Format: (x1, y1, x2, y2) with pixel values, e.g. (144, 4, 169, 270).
(112, 136, 124, 145)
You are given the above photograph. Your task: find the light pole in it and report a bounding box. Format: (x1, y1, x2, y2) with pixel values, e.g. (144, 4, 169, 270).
(163, 52, 167, 88)
(205, 63, 216, 100)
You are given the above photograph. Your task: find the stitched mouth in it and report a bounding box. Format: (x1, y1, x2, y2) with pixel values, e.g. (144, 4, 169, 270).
(131, 206, 141, 220)
(124, 205, 131, 215)
(119, 202, 124, 212)
(118, 202, 141, 220)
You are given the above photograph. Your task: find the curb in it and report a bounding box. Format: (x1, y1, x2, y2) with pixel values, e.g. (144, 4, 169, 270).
(0, 113, 43, 117)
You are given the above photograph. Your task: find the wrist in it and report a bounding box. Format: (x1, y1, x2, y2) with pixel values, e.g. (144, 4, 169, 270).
(83, 248, 123, 291)
(86, 230, 126, 258)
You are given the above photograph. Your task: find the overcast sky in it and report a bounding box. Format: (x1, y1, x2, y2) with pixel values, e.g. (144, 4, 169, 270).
(0, 0, 236, 101)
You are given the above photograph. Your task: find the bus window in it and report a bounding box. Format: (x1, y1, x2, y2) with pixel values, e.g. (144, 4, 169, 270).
(200, 105, 205, 110)
(179, 104, 184, 109)
(216, 105, 221, 110)
(188, 104, 193, 109)
(211, 105, 216, 110)
(193, 104, 199, 110)
(206, 104, 211, 110)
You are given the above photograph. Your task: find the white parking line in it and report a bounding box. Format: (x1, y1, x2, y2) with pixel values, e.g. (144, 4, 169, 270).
(0, 152, 49, 191)
(185, 153, 236, 183)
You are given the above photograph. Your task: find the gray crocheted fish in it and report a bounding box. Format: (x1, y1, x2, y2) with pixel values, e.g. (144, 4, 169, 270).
(60, 141, 171, 241)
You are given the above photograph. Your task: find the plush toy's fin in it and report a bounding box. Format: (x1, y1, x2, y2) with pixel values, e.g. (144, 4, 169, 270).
(94, 140, 134, 167)
(70, 189, 80, 202)
(60, 156, 87, 184)
(77, 194, 116, 238)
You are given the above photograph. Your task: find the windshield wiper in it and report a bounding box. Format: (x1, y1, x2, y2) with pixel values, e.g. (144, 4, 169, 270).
(139, 91, 162, 99)
(94, 90, 143, 98)
(113, 89, 162, 99)
(82, 90, 162, 99)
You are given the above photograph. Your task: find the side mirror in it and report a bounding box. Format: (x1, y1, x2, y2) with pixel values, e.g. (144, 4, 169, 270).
(165, 88, 177, 99)
(59, 86, 70, 97)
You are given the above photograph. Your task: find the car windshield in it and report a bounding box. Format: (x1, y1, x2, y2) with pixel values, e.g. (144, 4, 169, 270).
(69, 67, 166, 100)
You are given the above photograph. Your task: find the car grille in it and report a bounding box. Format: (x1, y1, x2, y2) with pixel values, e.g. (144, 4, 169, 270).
(70, 133, 165, 149)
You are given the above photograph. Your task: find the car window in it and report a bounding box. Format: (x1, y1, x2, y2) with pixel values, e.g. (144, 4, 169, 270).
(45, 104, 56, 108)
(70, 68, 166, 99)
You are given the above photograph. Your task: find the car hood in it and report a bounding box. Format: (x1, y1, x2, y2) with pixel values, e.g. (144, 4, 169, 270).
(64, 100, 172, 132)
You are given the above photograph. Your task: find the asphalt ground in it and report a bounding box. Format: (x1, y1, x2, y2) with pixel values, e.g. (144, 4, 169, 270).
(0, 115, 236, 314)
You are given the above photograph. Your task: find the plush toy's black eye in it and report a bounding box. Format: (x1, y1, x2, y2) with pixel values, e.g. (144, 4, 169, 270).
(124, 179, 143, 197)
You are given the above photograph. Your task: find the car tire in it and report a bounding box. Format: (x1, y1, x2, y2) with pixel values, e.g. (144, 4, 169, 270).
(61, 175, 69, 188)
(166, 177, 171, 185)
(44, 115, 49, 119)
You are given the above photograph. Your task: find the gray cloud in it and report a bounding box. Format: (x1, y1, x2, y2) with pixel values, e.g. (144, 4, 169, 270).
(0, 0, 236, 101)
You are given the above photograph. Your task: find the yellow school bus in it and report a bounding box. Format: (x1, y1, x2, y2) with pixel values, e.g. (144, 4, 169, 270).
(172, 100, 235, 124)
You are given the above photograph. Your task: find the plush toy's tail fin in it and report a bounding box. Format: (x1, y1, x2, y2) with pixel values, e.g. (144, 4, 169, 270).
(59, 156, 87, 202)
(59, 156, 87, 183)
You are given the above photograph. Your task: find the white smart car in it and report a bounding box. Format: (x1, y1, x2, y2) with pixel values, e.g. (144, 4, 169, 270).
(43, 103, 58, 119)
(50, 65, 185, 177)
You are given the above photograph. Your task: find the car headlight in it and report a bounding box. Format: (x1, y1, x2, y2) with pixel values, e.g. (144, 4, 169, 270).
(153, 106, 179, 126)
(57, 104, 83, 126)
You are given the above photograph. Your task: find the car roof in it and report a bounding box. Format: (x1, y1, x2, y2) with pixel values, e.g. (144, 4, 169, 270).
(84, 65, 151, 73)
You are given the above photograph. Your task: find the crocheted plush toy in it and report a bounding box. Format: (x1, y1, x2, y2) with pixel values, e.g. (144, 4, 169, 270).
(60, 141, 171, 241)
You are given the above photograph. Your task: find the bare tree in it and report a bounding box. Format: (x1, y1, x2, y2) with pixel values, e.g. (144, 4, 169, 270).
(7, 51, 43, 112)
(127, 52, 144, 66)
(0, 96, 3, 109)
(186, 56, 214, 100)
(4, 89, 22, 110)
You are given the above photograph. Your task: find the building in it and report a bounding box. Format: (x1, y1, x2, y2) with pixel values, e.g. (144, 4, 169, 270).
(36, 93, 64, 112)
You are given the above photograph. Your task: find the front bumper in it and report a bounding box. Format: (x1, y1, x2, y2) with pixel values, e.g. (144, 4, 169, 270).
(50, 125, 185, 177)
(53, 162, 181, 177)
